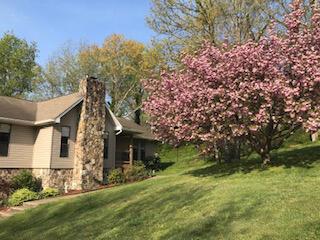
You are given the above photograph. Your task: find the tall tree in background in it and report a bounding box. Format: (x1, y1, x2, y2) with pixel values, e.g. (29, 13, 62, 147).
(33, 42, 89, 99)
(146, 0, 320, 60)
(37, 35, 163, 123)
(0, 33, 38, 97)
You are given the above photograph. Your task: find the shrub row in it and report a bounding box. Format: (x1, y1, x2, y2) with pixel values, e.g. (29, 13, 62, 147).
(141, 154, 161, 171)
(8, 187, 60, 206)
(107, 161, 152, 185)
(0, 170, 60, 206)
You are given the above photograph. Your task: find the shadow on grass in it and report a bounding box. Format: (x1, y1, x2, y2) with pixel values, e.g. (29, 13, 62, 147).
(0, 180, 213, 240)
(159, 162, 175, 171)
(187, 144, 320, 178)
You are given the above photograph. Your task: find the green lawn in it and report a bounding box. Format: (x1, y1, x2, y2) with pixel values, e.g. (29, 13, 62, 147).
(1, 143, 320, 239)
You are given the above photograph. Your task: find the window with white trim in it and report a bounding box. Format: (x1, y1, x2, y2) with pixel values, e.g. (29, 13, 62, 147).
(0, 124, 11, 157)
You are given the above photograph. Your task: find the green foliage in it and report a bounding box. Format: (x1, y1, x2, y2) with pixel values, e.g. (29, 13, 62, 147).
(158, 144, 204, 174)
(284, 128, 311, 147)
(1, 143, 320, 239)
(11, 170, 42, 192)
(0, 32, 38, 97)
(107, 168, 125, 185)
(8, 188, 39, 206)
(124, 161, 150, 182)
(142, 154, 161, 171)
(40, 188, 60, 199)
(0, 177, 12, 206)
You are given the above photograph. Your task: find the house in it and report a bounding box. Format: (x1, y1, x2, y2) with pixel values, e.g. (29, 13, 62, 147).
(0, 77, 157, 190)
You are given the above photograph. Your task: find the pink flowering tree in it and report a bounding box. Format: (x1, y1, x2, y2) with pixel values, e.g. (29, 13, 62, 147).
(143, 0, 320, 164)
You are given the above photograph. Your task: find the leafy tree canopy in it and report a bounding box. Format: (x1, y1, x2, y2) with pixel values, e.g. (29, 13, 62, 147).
(0, 33, 37, 97)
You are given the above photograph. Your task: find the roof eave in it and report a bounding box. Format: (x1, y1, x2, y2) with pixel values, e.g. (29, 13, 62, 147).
(0, 117, 35, 126)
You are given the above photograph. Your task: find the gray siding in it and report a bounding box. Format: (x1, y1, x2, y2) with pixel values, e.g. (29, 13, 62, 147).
(104, 110, 116, 169)
(32, 126, 53, 168)
(0, 125, 35, 168)
(50, 106, 80, 169)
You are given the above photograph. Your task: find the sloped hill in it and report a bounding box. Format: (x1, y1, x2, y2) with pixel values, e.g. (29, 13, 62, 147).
(1, 143, 320, 240)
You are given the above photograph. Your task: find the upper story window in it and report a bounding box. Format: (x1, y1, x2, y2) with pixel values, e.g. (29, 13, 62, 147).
(0, 124, 11, 157)
(60, 126, 70, 158)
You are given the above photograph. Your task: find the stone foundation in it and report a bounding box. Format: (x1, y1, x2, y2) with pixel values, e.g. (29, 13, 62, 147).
(0, 168, 73, 191)
(0, 169, 28, 180)
(33, 169, 73, 191)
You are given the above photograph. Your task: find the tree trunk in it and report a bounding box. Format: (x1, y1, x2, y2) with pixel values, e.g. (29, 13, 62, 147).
(220, 139, 240, 163)
(311, 131, 319, 142)
(261, 152, 271, 165)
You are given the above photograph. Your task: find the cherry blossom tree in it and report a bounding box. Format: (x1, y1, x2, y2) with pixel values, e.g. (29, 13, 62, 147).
(143, 0, 320, 164)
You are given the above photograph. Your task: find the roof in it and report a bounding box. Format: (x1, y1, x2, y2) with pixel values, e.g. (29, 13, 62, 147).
(0, 93, 83, 125)
(117, 117, 156, 141)
(0, 93, 156, 140)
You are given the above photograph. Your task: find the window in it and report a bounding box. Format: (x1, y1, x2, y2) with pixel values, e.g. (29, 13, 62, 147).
(104, 138, 109, 159)
(140, 140, 146, 161)
(60, 126, 70, 158)
(0, 124, 11, 157)
(133, 140, 138, 160)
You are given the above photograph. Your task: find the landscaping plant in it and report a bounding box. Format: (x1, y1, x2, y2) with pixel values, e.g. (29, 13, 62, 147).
(8, 188, 39, 206)
(40, 188, 60, 198)
(124, 161, 150, 182)
(0, 177, 12, 206)
(142, 154, 161, 171)
(144, 0, 320, 164)
(107, 169, 125, 185)
(11, 170, 42, 192)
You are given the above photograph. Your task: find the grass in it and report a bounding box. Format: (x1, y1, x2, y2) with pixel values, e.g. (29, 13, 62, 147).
(1, 142, 320, 239)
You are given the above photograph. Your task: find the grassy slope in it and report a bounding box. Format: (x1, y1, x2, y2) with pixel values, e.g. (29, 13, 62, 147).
(1, 143, 320, 240)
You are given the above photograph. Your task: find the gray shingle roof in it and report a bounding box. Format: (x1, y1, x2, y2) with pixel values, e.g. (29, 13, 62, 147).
(117, 117, 155, 140)
(0, 93, 83, 124)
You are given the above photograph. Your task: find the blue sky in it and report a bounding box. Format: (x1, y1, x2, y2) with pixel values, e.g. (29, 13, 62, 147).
(0, 0, 155, 65)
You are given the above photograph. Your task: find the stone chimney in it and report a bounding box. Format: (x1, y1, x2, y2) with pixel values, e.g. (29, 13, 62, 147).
(72, 76, 106, 190)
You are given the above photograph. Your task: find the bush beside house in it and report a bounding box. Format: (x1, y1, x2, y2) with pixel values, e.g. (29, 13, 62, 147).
(0, 171, 60, 207)
(11, 170, 42, 192)
(8, 188, 39, 206)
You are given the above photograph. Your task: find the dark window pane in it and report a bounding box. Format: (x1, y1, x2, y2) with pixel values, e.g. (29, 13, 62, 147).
(140, 149, 145, 161)
(104, 138, 108, 159)
(60, 137, 69, 157)
(0, 132, 10, 156)
(133, 148, 138, 160)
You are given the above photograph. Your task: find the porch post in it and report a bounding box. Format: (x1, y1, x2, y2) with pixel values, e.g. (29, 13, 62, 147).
(129, 135, 134, 166)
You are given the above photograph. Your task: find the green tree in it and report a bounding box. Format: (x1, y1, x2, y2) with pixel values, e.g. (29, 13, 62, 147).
(37, 36, 164, 124)
(0, 33, 37, 97)
(80, 34, 164, 121)
(33, 42, 89, 100)
(147, 0, 294, 60)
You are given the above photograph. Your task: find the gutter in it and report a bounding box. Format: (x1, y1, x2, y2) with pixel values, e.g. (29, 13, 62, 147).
(106, 107, 123, 135)
(0, 117, 35, 126)
(0, 117, 57, 126)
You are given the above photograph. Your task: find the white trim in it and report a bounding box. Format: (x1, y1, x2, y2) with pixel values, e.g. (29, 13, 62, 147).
(54, 97, 84, 124)
(106, 107, 123, 135)
(34, 119, 56, 126)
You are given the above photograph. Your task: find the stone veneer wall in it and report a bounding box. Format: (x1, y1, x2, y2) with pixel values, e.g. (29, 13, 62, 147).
(0, 169, 73, 191)
(33, 169, 73, 191)
(72, 76, 106, 190)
